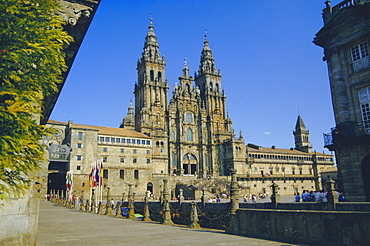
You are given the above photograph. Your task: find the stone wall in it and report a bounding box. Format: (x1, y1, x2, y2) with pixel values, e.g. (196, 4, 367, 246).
(237, 208, 370, 246)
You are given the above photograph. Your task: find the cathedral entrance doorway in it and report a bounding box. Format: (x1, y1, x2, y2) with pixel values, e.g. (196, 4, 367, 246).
(361, 155, 370, 201)
(182, 153, 197, 175)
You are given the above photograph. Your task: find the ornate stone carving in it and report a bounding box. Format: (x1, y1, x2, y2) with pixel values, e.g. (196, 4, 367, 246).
(58, 0, 92, 26)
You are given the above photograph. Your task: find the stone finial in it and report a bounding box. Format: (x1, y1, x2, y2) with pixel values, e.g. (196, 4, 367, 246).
(188, 202, 201, 229)
(143, 191, 152, 221)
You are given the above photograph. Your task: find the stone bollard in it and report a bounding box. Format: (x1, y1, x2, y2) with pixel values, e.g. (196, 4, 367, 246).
(161, 179, 174, 225)
(143, 191, 152, 222)
(270, 182, 280, 209)
(177, 188, 184, 205)
(226, 169, 239, 234)
(188, 202, 200, 229)
(106, 187, 113, 216)
(127, 184, 136, 219)
(97, 201, 103, 214)
(201, 188, 207, 208)
(326, 178, 339, 210)
(115, 202, 123, 218)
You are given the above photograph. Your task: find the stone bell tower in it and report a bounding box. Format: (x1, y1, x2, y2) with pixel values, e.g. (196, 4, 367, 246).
(134, 18, 169, 175)
(134, 18, 169, 136)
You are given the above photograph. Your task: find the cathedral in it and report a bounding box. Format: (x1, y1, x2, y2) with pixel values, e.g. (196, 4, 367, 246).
(120, 19, 246, 179)
(42, 19, 334, 200)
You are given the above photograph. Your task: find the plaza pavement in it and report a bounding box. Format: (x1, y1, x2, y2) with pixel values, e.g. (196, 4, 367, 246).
(36, 200, 303, 246)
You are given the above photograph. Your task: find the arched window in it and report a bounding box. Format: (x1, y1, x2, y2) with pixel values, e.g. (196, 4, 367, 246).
(158, 71, 162, 82)
(172, 152, 176, 167)
(185, 112, 193, 123)
(215, 83, 219, 92)
(170, 131, 175, 140)
(210, 82, 213, 91)
(186, 129, 193, 142)
(150, 70, 154, 81)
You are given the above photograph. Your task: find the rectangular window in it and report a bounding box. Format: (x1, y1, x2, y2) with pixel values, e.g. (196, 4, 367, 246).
(146, 150, 150, 154)
(146, 140, 150, 145)
(99, 136, 104, 142)
(103, 147, 107, 152)
(77, 165, 81, 170)
(120, 157, 125, 163)
(132, 139, 136, 144)
(147, 158, 151, 164)
(120, 170, 124, 179)
(77, 143, 82, 149)
(134, 170, 139, 179)
(352, 42, 370, 71)
(78, 132, 83, 140)
(127, 139, 131, 144)
(120, 148, 125, 153)
(110, 137, 115, 143)
(141, 140, 145, 144)
(133, 158, 137, 163)
(122, 138, 126, 143)
(77, 155, 82, 161)
(351, 42, 369, 61)
(133, 149, 137, 154)
(103, 157, 107, 162)
(103, 169, 108, 179)
(105, 137, 110, 142)
(116, 138, 120, 143)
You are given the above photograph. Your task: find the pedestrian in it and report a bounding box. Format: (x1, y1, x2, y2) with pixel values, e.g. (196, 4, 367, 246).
(338, 192, 346, 202)
(110, 198, 115, 209)
(302, 190, 309, 202)
(295, 192, 301, 202)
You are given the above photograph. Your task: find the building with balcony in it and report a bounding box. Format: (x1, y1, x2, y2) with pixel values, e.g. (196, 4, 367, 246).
(314, 0, 370, 201)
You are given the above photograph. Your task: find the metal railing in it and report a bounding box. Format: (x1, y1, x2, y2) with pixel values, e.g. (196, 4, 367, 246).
(324, 121, 370, 146)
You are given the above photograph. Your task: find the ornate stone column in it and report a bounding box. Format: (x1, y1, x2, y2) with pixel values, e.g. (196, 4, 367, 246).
(326, 178, 339, 210)
(270, 182, 280, 209)
(161, 179, 174, 225)
(127, 184, 136, 219)
(188, 202, 200, 229)
(143, 191, 152, 221)
(178, 188, 184, 205)
(226, 169, 239, 234)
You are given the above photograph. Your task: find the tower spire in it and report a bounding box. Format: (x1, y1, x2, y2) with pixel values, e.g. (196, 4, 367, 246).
(293, 116, 312, 153)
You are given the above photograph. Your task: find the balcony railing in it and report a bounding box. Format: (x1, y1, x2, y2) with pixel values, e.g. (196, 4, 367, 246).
(353, 57, 370, 72)
(323, 0, 370, 24)
(324, 121, 370, 146)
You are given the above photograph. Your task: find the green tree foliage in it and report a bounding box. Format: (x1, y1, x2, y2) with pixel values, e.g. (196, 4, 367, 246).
(0, 0, 73, 201)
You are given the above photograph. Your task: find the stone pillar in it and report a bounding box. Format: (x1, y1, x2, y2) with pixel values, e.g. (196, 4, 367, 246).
(127, 184, 136, 219)
(226, 169, 239, 234)
(270, 182, 280, 209)
(201, 188, 206, 208)
(106, 187, 113, 216)
(178, 188, 184, 205)
(326, 178, 339, 210)
(115, 201, 123, 218)
(143, 191, 152, 222)
(161, 179, 174, 225)
(188, 202, 200, 229)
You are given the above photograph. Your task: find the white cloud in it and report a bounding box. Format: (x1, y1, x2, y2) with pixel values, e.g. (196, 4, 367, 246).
(264, 131, 271, 135)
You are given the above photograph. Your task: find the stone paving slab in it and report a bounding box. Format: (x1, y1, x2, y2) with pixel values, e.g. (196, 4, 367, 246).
(36, 201, 302, 246)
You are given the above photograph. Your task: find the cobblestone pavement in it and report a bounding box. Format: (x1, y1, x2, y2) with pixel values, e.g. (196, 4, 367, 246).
(37, 201, 302, 246)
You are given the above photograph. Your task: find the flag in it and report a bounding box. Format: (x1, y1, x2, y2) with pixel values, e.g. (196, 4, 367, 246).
(99, 162, 103, 186)
(88, 165, 93, 187)
(95, 162, 100, 187)
(66, 171, 73, 191)
(92, 164, 97, 187)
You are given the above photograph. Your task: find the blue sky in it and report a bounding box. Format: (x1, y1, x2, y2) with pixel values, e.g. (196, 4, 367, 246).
(51, 0, 343, 154)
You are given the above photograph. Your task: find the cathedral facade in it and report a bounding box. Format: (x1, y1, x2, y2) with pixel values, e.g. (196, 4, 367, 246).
(41, 20, 334, 201)
(121, 19, 246, 180)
